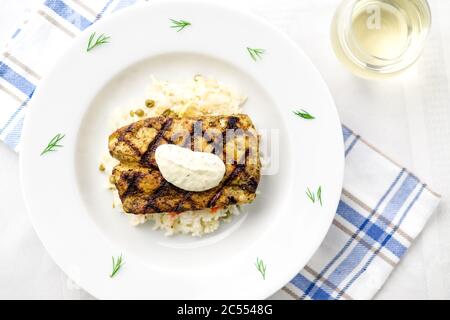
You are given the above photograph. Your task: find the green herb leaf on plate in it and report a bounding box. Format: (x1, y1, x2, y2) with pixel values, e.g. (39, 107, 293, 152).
(317, 186, 323, 207)
(293, 109, 315, 120)
(247, 47, 265, 61)
(40, 133, 65, 156)
(255, 257, 267, 280)
(110, 254, 124, 278)
(87, 32, 111, 52)
(170, 19, 191, 32)
(306, 187, 316, 204)
(306, 186, 323, 206)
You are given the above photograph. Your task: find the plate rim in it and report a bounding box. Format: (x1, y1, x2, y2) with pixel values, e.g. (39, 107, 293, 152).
(19, 0, 344, 299)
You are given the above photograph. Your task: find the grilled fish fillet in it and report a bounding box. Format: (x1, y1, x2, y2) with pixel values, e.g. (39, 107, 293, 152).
(108, 114, 261, 214)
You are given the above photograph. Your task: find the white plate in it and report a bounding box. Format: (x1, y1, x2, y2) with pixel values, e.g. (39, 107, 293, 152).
(20, 0, 344, 299)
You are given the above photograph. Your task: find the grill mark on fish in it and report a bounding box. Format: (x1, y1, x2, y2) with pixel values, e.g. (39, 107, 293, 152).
(208, 139, 251, 207)
(242, 176, 258, 193)
(117, 123, 142, 156)
(203, 128, 225, 157)
(227, 116, 239, 129)
(247, 177, 258, 191)
(144, 163, 159, 171)
(174, 191, 193, 212)
(207, 164, 245, 207)
(222, 116, 242, 144)
(144, 180, 170, 212)
(227, 196, 238, 205)
(192, 120, 204, 152)
(144, 201, 160, 213)
(121, 171, 143, 198)
(140, 118, 173, 166)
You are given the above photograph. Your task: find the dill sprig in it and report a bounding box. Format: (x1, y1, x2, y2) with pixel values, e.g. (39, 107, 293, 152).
(110, 254, 124, 278)
(306, 186, 323, 206)
(255, 257, 267, 280)
(40, 133, 65, 156)
(293, 109, 315, 120)
(87, 32, 111, 52)
(317, 186, 323, 207)
(247, 47, 265, 61)
(170, 19, 191, 32)
(306, 187, 316, 203)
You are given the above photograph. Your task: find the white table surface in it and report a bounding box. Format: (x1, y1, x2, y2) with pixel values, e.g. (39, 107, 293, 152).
(1, 0, 449, 300)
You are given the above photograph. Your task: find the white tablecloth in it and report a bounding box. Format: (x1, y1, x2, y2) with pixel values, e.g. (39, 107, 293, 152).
(1, 0, 449, 299)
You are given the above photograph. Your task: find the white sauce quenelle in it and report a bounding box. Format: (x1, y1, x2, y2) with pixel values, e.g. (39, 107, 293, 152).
(155, 144, 226, 192)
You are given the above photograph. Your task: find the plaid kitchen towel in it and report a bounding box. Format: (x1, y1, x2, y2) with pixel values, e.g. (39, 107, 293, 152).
(0, 0, 441, 300)
(280, 126, 440, 300)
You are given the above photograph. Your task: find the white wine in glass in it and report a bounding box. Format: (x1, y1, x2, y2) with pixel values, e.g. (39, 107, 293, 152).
(331, 0, 431, 79)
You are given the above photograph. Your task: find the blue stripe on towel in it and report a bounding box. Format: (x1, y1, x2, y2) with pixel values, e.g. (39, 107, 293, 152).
(345, 135, 360, 156)
(317, 174, 418, 298)
(291, 274, 315, 292)
(0, 99, 29, 136)
(381, 174, 419, 222)
(0, 63, 35, 97)
(335, 182, 425, 299)
(44, 0, 92, 30)
(300, 169, 405, 299)
(337, 201, 407, 258)
(12, 28, 21, 39)
(113, 0, 138, 12)
(342, 126, 352, 142)
(291, 274, 332, 300)
(4, 115, 24, 150)
(94, 0, 114, 21)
